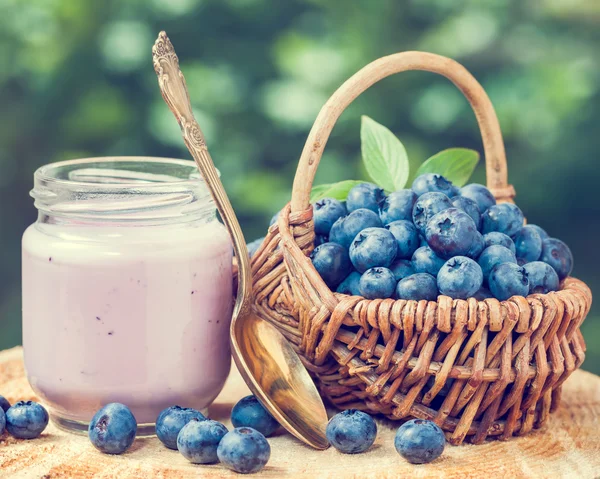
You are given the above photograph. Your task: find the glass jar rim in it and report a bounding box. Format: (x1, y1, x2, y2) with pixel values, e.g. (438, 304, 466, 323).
(34, 156, 213, 189)
(31, 156, 217, 224)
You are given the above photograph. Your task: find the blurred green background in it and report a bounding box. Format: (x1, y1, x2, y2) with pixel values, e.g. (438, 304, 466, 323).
(0, 0, 598, 372)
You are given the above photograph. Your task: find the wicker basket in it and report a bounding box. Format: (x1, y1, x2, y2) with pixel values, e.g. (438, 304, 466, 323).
(250, 52, 592, 445)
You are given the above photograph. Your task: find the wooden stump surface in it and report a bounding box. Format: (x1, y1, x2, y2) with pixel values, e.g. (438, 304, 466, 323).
(1, 346, 599, 478)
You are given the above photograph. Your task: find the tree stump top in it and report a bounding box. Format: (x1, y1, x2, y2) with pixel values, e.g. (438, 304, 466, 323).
(1, 347, 599, 478)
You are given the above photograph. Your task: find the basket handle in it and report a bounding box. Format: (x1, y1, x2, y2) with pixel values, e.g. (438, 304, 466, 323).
(290, 51, 514, 213)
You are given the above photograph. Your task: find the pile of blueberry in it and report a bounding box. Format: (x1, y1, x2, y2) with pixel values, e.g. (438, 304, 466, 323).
(1, 391, 447, 468)
(88, 395, 275, 474)
(305, 174, 573, 301)
(0, 391, 273, 474)
(326, 409, 445, 464)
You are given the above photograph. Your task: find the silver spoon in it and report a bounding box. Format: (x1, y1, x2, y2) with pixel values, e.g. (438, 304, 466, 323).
(152, 31, 329, 449)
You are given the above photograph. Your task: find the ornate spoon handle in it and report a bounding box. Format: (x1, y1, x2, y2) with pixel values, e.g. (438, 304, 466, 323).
(152, 32, 251, 316)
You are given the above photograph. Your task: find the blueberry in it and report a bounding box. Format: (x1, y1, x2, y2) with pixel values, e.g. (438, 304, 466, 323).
(390, 259, 416, 281)
(419, 235, 428, 247)
(459, 184, 496, 213)
(425, 208, 479, 259)
(426, 376, 454, 398)
(466, 231, 485, 259)
(314, 234, 328, 247)
(329, 209, 382, 248)
(231, 395, 279, 437)
(156, 405, 206, 450)
(88, 403, 136, 454)
(437, 256, 483, 299)
(247, 237, 264, 258)
(177, 418, 228, 464)
(527, 224, 549, 240)
(385, 220, 420, 259)
(349, 227, 398, 273)
(5, 401, 48, 440)
(513, 225, 543, 262)
(478, 245, 517, 280)
(540, 238, 573, 280)
(483, 232, 516, 254)
(397, 273, 439, 301)
(269, 211, 280, 227)
(481, 203, 524, 237)
(359, 267, 397, 299)
(0, 408, 5, 436)
(451, 195, 482, 230)
(0, 395, 10, 413)
(379, 190, 417, 224)
(412, 192, 453, 234)
(217, 427, 271, 474)
(412, 173, 458, 198)
(326, 409, 377, 454)
(473, 287, 493, 300)
(311, 242, 353, 288)
(313, 198, 347, 235)
(336, 271, 362, 296)
(346, 182, 385, 213)
(394, 419, 445, 464)
(412, 246, 445, 276)
(523, 261, 560, 294)
(489, 263, 530, 300)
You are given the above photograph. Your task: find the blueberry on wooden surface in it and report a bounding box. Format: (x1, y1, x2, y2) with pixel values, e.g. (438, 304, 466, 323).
(394, 419, 445, 464)
(0, 395, 10, 413)
(217, 427, 271, 474)
(88, 403, 136, 454)
(326, 409, 377, 454)
(231, 395, 279, 437)
(177, 418, 228, 464)
(156, 405, 205, 450)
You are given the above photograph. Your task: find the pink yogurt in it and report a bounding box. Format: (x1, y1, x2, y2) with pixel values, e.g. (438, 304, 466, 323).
(21, 157, 233, 434)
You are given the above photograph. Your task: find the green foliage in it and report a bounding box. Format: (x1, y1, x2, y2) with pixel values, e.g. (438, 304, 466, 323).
(312, 119, 478, 197)
(360, 116, 409, 192)
(0, 0, 598, 373)
(415, 148, 480, 187)
(310, 180, 364, 202)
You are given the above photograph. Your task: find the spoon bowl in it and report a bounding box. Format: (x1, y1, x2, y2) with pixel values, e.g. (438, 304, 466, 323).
(232, 312, 329, 449)
(152, 31, 329, 449)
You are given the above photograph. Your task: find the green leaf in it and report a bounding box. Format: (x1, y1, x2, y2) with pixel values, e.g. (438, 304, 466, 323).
(310, 180, 363, 202)
(360, 115, 409, 192)
(416, 148, 480, 187)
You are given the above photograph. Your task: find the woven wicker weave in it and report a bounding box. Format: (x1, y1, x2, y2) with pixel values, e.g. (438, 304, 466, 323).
(250, 52, 592, 445)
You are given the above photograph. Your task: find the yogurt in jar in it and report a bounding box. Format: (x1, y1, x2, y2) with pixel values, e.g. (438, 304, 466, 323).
(21, 157, 233, 434)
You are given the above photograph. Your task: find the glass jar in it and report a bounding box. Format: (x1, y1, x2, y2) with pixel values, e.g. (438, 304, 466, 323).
(22, 157, 233, 435)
